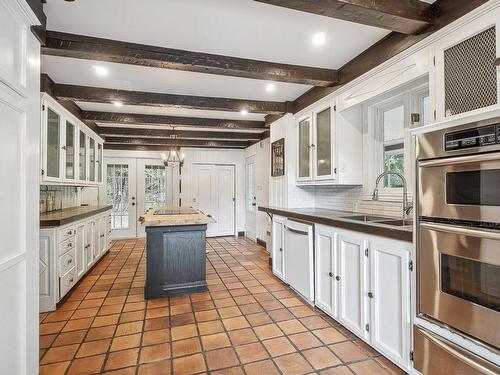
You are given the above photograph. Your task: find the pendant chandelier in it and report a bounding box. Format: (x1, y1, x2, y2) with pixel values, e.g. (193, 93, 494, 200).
(161, 126, 185, 167)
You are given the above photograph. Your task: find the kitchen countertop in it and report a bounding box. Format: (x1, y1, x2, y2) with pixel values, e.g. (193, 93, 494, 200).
(139, 206, 216, 227)
(40, 205, 112, 228)
(258, 206, 413, 242)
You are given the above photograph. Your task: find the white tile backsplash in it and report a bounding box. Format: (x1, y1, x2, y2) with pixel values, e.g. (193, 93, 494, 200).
(40, 185, 100, 213)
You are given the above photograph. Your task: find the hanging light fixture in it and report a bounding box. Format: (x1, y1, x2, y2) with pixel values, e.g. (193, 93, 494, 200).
(161, 127, 185, 167)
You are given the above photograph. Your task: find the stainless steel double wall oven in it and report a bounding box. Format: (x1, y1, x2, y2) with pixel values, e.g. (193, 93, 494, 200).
(415, 117, 500, 373)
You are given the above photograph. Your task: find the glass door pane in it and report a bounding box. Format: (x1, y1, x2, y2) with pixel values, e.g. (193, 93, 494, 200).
(97, 144, 103, 183)
(79, 131, 86, 181)
(107, 164, 130, 229)
(316, 108, 332, 177)
(65, 121, 76, 180)
(46, 108, 60, 178)
(143, 165, 167, 210)
(89, 138, 95, 182)
(298, 118, 311, 178)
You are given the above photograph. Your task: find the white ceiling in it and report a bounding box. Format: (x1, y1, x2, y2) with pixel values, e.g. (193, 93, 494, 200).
(44, 0, 389, 70)
(42, 56, 311, 101)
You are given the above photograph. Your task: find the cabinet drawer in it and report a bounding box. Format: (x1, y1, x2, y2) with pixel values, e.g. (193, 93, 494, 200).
(59, 266, 77, 299)
(58, 237, 75, 256)
(58, 226, 76, 243)
(59, 247, 76, 276)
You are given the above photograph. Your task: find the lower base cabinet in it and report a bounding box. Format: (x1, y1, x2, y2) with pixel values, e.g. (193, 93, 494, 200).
(39, 209, 112, 312)
(315, 224, 413, 372)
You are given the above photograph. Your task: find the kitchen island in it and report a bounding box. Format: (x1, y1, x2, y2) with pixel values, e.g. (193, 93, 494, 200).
(139, 207, 216, 299)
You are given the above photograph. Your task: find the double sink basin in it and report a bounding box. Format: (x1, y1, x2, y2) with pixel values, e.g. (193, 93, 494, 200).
(341, 215, 413, 227)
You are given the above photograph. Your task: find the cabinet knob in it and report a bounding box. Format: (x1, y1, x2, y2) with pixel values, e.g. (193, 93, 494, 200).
(69, 278, 74, 283)
(279, 248, 283, 252)
(67, 230, 72, 235)
(68, 243, 72, 247)
(68, 259, 72, 264)
(335, 276, 340, 281)
(328, 272, 333, 277)
(368, 292, 374, 299)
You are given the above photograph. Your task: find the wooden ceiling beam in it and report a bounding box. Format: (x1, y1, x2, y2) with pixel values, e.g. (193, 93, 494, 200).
(104, 137, 250, 149)
(255, 0, 431, 35)
(290, 0, 489, 114)
(97, 126, 262, 140)
(82, 111, 266, 130)
(43, 30, 338, 86)
(53, 84, 286, 114)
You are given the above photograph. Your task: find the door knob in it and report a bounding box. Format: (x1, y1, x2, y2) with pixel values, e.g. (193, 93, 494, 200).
(335, 276, 340, 281)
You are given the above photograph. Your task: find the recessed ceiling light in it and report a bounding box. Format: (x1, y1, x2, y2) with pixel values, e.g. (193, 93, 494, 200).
(265, 83, 276, 93)
(240, 109, 249, 116)
(112, 101, 123, 107)
(93, 65, 108, 76)
(312, 32, 327, 46)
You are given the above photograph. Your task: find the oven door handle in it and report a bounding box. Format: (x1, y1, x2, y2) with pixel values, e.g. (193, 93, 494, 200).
(420, 221, 500, 241)
(419, 151, 500, 167)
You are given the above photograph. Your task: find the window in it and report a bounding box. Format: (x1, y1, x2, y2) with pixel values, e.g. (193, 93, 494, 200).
(381, 104, 405, 188)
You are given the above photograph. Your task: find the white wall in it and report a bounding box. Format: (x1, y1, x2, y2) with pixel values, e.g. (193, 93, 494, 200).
(102, 148, 247, 234)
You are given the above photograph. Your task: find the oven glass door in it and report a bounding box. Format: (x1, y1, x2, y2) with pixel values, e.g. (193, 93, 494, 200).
(419, 222, 500, 348)
(418, 152, 500, 224)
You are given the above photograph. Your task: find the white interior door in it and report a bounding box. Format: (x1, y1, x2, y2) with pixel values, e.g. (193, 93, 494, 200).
(0, 2, 40, 374)
(136, 159, 172, 237)
(104, 158, 137, 238)
(192, 163, 235, 237)
(245, 156, 257, 240)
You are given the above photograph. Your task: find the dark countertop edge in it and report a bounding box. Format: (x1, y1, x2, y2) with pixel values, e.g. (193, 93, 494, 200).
(259, 206, 413, 243)
(40, 206, 112, 228)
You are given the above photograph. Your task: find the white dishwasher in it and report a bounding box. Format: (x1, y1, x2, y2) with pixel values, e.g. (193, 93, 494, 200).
(283, 219, 314, 304)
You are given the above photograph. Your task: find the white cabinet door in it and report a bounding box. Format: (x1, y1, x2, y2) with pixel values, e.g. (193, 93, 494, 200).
(369, 239, 412, 371)
(92, 220, 100, 261)
(338, 232, 369, 340)
(297, 116, 313, 182)
(99, 216, 107, 256)
(84, 221, 94, 269)
(315, 225, 338, 318)
(271, 215, 285, 281)
(75, 222, 86, 279)
(42, 102, 63, 182)
(313, 106, 335, 181)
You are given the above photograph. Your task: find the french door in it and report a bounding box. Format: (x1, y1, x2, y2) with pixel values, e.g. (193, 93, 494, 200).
(192, 164, 235, 237)
(245, 155, 257, 240)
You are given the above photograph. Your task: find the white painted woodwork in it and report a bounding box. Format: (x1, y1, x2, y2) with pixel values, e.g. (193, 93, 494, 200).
(271, 215, 285, 281)
(216, 165, 236, 236)
(338, 232, 369, 340)
(39, 210, 112, 312)
(245, 155, 257, 240)
(0, 1, 40, 374)
(314, 225, 338, 318)
(283, 219, 314, 303)
(369, 239, 412, 372)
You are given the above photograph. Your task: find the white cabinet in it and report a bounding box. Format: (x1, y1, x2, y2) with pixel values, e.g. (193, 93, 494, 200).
(41, 93, 105, 186)
(271, 215, 285, 281)
(39, 210, 112, 312)
(338, 232, 369, 340)
(296, 102, 362, 185)
(314, 224, 413, 372)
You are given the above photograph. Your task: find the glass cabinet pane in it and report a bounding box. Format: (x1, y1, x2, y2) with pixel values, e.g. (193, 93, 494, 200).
(298, 118, 311, 178)
(316, 108, 332, 177)
(79, 131, 87, 180)
(89, 138, 96, 181)
(46, 108, 60, 178)
(97, 143, 103, 183)
(65, 121, 76, 179)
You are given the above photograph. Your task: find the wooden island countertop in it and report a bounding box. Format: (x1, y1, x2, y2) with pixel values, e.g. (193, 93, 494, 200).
(139, 206, 216, 227)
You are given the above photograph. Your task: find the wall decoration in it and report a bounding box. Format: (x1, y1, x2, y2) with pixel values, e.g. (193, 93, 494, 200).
(271, 138, 285, 177)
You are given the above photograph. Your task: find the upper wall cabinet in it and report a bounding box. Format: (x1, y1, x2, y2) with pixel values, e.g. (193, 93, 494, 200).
(41, 93, 104, 186)
(296, 102, 362, 186)
(434, 9, 499, 121)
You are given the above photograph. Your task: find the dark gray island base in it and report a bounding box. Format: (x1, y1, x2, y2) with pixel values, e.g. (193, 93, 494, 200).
(145, 224, 208, 299)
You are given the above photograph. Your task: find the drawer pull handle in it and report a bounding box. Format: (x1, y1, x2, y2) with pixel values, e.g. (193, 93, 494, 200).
(68, 243, 72, 247)
(67, 230, 72, 235)
(328, 272, 333, 277)
(335, 276, 340, 281)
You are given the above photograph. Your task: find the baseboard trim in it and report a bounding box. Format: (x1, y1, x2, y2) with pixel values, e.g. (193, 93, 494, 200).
(256, 238, 267, 248)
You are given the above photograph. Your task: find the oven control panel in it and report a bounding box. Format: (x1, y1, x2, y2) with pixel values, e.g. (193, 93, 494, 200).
(445, 123, 500, 151)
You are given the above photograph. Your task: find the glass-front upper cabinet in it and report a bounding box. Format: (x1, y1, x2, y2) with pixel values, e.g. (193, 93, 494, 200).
(64, 120, 77, 181)
(297, 116, 312, 181)
(79, 130, 87, 182)
(314, 107, 334, 180)
(89, 138, 96, 182)
(45, 107, 61, 181)
(97, 143, 103, 183)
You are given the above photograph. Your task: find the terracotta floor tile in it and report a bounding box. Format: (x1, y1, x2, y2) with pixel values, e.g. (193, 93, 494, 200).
(330, 341, 370, 363)
(140, 342, 171, 363)
(274, 352, 313, 375)
(217, 306, 242, 318)
(137, 359, 171, 375)
(67, 354, 106, 375)
(71, 307, 99, 320)
(104, 348, 139, 371)
(44, 310, 73, 322)
(63, 318, 93, 332)
(98, 304, 123, 316)
(144, 317, 170, 331)
(76, 338, 111, 358)
(172, 337, 202, 357)
(39, 361, 70, 375)
(120, 310, 145, 323)
(302, 346, 341, 370)
(173, 353, 206, 374)
(228, 328, 258, 345)
(91, 314, 120, 328)
(289, 332, 323, 350)
(123, 302, 146, 312)
(85, 325, 116, 341)
(312, 327, 347, 344)
(246, 312, 272, 326)
(262, 336, 296, 357)
(277, 319, 307, 334)
(194, 309, 219, 322)
(254, 323, 283, 340)
(267, 308, 294, 322)
(235, 342, 269, 364)
(288, 305, 316, 318)
(103, 366, 136, 375)
(52, 330, 87, 347)
(115, 320, 144, 336)
(171, 324, 198, 340)
(319, 365, 355, 375)
(205, 347, 240, 370)
(210, 366, 245, 375)
(41, 344, 79, 364)
(142, 328, 170, 346)
(40, 321, 66, 335)
(238, 303, 264, 315)
(171, 312, 196, 326)
(146, 307, 169, 319)
(244, 359, 280, 375)
(197, 320, 224, 335)
(222, 316, 250, 331)
(349, 359, 391, 375)
(170, 303, 192, 315)
(300, 315, 331, 330)
(111, 333, 142, 351)
(201, 332, 231, 351)
(40, 334, 57, 349)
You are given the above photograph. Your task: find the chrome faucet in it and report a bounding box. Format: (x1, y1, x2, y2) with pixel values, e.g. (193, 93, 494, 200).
(372, 171, 413, 218)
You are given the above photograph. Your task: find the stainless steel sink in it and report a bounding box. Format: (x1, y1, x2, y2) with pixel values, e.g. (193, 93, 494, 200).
(378, 219, 413, 227)
(341, 215, 393, 222)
